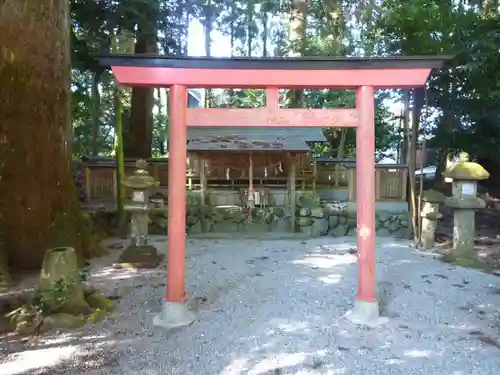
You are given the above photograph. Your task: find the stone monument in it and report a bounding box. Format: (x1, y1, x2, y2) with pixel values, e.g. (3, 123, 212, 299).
(442, 152, 489, 262)
(117, 159, 161, 268)
(420, 189, 446, 249)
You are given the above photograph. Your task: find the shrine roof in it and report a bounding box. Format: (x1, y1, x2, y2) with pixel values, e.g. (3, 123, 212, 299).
(100, 54, 450, 70)
(312, 156, 356, 163)
(187, 126, 325, 143)
(187, 138, 311, 152)
(187, 126, 325, 152)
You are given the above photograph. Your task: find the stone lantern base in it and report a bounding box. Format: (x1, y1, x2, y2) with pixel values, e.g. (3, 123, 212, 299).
(116, 244, 161, 269)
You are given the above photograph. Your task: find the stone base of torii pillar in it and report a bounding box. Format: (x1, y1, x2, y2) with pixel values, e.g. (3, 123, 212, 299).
(345, 300, 389, 327)
(153, 301, 196, 329)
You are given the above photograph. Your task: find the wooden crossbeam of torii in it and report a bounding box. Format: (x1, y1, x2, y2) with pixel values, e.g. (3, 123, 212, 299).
(100, 54, 449, 329)
(189, 85, 358, 128)
(187, 106, 358, 127)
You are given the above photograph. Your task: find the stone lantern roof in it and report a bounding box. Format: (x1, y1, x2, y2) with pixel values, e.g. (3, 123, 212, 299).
(442, 152, 489, 181)
(121, 159, 159, 189)
(421, 189, 446, 203)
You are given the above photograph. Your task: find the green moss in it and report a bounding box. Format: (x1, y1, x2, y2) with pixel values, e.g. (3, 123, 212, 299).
(443, 161, 489, 180)
(453, 256, 485, 269)
(39, 246, 92, 315)
(86, 292, 114, 311)
(116, 245, 160, 269)
(44, 313, 86, 330)
(51, 205, 102, 266)
(441, 251, 485, 270)
(88, 309, 107, 324)
(421, 189, 446, 203)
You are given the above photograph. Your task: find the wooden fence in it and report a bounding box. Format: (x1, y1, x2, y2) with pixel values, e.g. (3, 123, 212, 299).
(347, 165, 408, 201)
(78, 157, 168, 204)
(78, 157, 407, 205)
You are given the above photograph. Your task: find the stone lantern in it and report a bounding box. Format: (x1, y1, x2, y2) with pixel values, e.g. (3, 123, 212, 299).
(117, 159, 161, 268)
(442, 152, 489, 259)
(420, 189, 446, 249)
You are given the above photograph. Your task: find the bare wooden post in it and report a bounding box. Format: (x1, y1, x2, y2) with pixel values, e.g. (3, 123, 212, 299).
(287, 154, 296, 233)
(334, 164, 340, 186)
(401, 168, 408, 200)
(375, 169, 381, 200)
(112, 169, 118, 202)
(84, 167, 92, 202)
(152, 163, 159, 181)
(187, 156, 193, 191)
(417, 136, 427, 245)
(348, 168, 356, 201)
(408, 90, 419, 246)
(336, 128, 347, 187)
(199, 155, 207, 206)
(312, 160, 317, 195)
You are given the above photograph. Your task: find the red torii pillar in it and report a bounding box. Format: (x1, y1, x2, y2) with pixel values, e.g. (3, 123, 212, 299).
(102, 55, 446, 329)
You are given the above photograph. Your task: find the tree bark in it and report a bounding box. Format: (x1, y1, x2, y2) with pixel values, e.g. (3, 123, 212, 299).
(409, 88, 425, 246)
(228, 3, 237, 103)
(287, 0, 309, 107)
(247, 0, 254, 56)
(125, 4, 157, 159)
(480, 0, 498, 14)
(321, 0, 346, 55)
(262, 12, 269, 57)
(433, 70, 455, 190)
(91, 70, 101, 156)
(181, 0, 190, 56)
(402, 90, 412, 240)
(0, 0, 89, 269)
(204, 0, 213, 108)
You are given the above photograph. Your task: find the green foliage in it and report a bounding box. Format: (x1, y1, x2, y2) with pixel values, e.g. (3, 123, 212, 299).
(6, 270, 86, 327)
(70, 0, 188, 157)
(70, 0, 500, 186)
(369, 0, 500, 184)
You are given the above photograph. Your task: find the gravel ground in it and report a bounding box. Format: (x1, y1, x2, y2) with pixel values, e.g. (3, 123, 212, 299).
(1, 236, 500, 375)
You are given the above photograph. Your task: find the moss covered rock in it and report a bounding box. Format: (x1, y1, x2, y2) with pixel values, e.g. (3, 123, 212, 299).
(86, 292, 114, 324)
(86, 292, 114, 312)
(15, 319, 39, 335)
(421, 189, 446, 203)
(442, 152, 489, 180)
(88, 308, 108, 324)
(39, 247, 91, 314)
(42, 313, 86, 331)
(441, 251, 485, 270)
(7, 306, 42, 335)
(116, 245, 161, 269)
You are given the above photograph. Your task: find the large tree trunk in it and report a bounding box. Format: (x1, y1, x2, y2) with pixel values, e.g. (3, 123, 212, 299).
(262, 11, 269, 57)
(480, 0, 498, 13)
(433, 71, 455, 190)
(124, 5, 157, 159)
(322, 0, 345, 161)
(204, 0, 213, 108)
(289, 0, 309, 54)
(287, 0, 309, 107)
(322, 0, 345, 54)
(91, 70, 101, 156)
(0, 0, 89, 269)
(247, 0, 254, 56)
(181, 0, 190, 56)
(409, 88, 425, 246)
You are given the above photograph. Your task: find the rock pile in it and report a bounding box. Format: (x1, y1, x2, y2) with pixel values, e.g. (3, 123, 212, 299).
(148, 193, 409, 238)
(297, 200, 409, 238)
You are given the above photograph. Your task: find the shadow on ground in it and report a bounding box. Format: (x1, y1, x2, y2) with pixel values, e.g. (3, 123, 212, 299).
(1, 237, 499, 375)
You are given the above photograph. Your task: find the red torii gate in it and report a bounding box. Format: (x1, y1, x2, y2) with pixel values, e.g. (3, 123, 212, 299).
(100, 55, 447, 328)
